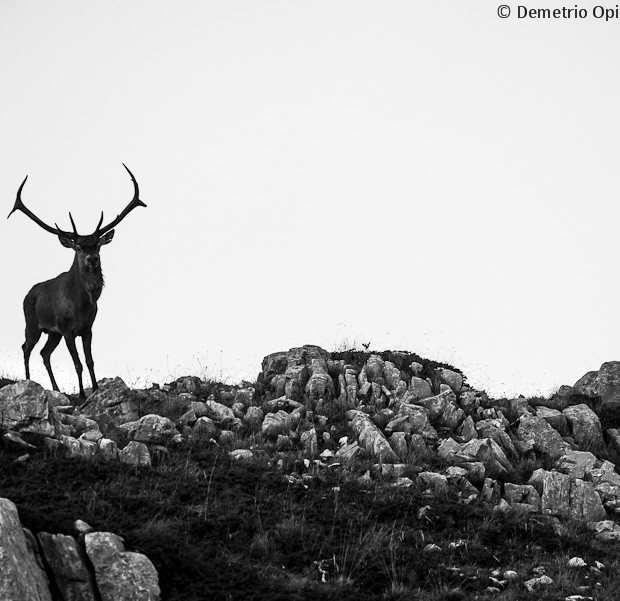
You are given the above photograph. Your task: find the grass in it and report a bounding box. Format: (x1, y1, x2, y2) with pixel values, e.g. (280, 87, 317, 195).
(2, 437, 620, 601)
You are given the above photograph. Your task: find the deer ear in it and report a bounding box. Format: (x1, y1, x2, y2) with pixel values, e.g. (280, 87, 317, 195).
(59, 235, 76, 249)
(98, 230, 115, 246)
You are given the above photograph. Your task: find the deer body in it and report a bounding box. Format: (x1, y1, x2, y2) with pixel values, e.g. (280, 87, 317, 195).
(9, 165, 145, 399)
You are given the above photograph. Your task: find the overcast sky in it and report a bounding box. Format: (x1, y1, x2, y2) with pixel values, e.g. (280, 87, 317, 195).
(1, 1, 619, 398)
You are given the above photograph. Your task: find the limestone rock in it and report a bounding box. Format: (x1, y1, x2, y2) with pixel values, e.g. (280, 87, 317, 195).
(556, 450, 597, 480)
(563, 404, 604, 452)
(570, 478, 606, 522)
(37, 532, 97, 601)
(517, 415, 570, 459)
(0, 380, 62, 439)
(192, 417, 219, 439)
(119, 414, 182, 445)
(348, 410, 399, 463)
(503, 483, 541, 511)
(573, 361, 620, 411)
(118, 441, 151, 467)
(85, 532, 160, 601)
(0, 498, 52, 601)
(81, 378, 138, 425)
(436, 368, 463, 394)
(407, 377, 433, 402)
(535, 406, 568, 436)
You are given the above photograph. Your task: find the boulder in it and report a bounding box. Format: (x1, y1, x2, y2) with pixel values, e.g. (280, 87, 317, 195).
(118, 441, 152, 467)
(37, 532, 97, 601)
(535, 406, 568, 436)
(80, 378, 139, 425)
(348, 410, 399, 463)
(562, 404, 605, 452)
(517, 415, 570, 459)
(435, 368, 463, 394)
(573, 362, 620, 411)
(119, 415, 181, 445)
(85, 532, 160, 601)
(0, 498, 52, 601)
(0, 380, 62, 439)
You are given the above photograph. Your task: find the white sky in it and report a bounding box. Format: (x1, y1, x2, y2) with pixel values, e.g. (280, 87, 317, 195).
(1, 1, 619, 398)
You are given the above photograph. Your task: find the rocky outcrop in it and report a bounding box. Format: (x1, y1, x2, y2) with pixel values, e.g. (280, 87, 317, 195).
(0, 499, 160, 601)
(0, 499, 52, 601)
(85, 532, 160, 601)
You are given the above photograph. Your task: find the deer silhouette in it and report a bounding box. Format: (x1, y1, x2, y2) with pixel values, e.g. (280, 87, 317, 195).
(8, 164, 146, 399)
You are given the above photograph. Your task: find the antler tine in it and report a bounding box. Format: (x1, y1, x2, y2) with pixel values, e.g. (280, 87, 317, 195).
(95, 164, 147, 236)
(69, 212, 78, 235)
(95, 211, 104, 233)
(8, 175, 74, 238)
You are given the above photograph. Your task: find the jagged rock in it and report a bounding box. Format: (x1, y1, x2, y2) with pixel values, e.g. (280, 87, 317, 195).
(118, 441, 151, 467)
(262, 408, 304, 439)
(503, 483, 541, 511)
(335, 440, 362, 461)
(305, 372, 334, 403)
(0, 380, 62, 439)
(406, 377, 433, 402)
(535, 406, 569, 436)
(440, 402, 466, 429)
(556, 450, 597, 480)
(460, 438, 512, 478)
(479, 478, 501, 504)
(588, 520, 620, 542)
(98, 438, 119, 460)
(85, 532, 160, 601)
(175, 376, 202, 395)
(243, 406, 264, 431)
(262, 397, 303, 413)
(205, 400, 235, 424)
(37, 532, 97, 601)
(365, 355, 385, 381)
(573, 361, 620, 411)
(347, 410, 399, 463)
(418, 471, 449, 494)
(3, 431, 36, 450)
(119, 414, 182, 445)
(463, 461, 486, 484)
(530, 469, 606, 521)
(458, 415, 477, 442)
(563, 404, 604, 452)
(436, 368, 463, 394)
(536, 470, 572, 516)
(389, 432, 408, 459)
(501, 398, 532, 424)
(459, 389, 483, 413)
(0, 498, 52, 601)
(398, 404, 438, 442)
(61, 435, 97, 459)
(475, 419, 518, 459)
(570, 478, 606, 521)
(383, 361, 402, 390)
(261, 351, 289, 381)
(81, 378, 138, 425)
(233, 388, 254, 407)
(590, 460, 620, 487)
(192, 417, 219, 439)
(517, 415, 570, 459)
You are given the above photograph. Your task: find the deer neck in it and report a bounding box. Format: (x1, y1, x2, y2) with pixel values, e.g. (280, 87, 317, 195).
(70, 254, 105, 302)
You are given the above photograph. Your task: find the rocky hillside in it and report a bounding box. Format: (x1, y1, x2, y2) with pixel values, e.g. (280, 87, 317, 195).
(3, 344, 620, 600)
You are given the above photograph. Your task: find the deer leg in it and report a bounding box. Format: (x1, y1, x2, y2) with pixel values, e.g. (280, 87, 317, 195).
(64, 333, 85, 399)
(40, 333, 62, 391)
(81, 331, 98, 392)
(23, 329, 42, 380)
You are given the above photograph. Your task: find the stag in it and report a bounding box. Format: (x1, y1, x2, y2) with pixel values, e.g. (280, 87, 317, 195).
(8, 164, 146, 399)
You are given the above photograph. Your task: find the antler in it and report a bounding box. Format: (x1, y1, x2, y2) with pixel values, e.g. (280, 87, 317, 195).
(94, 164, 147, 236)
(7, 176, 76, 238)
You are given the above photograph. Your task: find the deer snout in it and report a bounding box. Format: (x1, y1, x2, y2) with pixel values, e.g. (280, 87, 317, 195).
(86, 255, 100, 268)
